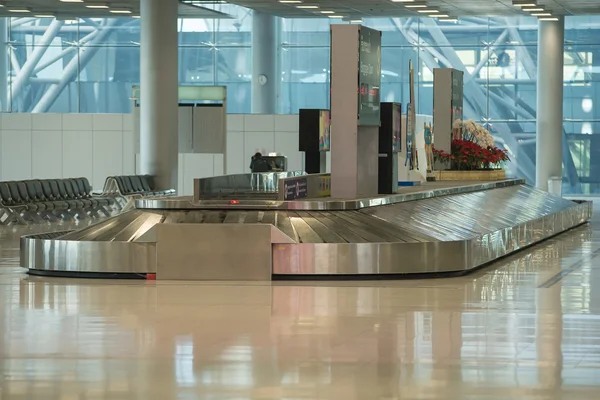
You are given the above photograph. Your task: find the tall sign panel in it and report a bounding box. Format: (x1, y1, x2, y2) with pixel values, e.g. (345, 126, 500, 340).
(433, 68, 464, 158)
(330, 25, 381, 199)
(358, 26, 381, 127)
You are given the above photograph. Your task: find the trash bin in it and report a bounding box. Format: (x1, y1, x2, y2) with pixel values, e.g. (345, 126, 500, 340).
(548, 176, 562, 197)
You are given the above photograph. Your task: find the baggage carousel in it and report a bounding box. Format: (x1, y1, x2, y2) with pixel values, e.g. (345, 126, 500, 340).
(20, 178, 592, 280)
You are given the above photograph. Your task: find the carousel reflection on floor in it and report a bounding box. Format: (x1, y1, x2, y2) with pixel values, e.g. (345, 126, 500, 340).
(1, 207, 600, 399)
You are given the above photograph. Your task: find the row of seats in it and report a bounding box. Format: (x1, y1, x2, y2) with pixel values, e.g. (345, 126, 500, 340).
(0, 178, 115, 223)
(103, 175, 175, 197)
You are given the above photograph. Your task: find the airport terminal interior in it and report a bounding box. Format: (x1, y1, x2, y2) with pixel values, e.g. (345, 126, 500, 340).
(2, 0, 600, 398)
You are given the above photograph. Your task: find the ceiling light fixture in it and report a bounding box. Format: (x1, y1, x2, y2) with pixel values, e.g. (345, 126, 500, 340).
(531, 12, 551, 16)
(59, 0, 84, 2)
(86, 4, 110, 8)
(34, 14, 55, 18)
(522, 7, 544, 11)
(279, 0, 303, 3)
(350, 19, 362, 23)
(417, 9, 440, 13)
(405, 2, 429, 9)
(328, 15, 343, 18)
(297, 5, 319, 8)
(433, 14, 450, 18)
(512, 1, 537, 6)
(392, 0, 415, 2)
(8, 8, 31, 12)
(539, 17, 559, 21)
(110, 9, 132, 14)
(320, 10, 335, 14)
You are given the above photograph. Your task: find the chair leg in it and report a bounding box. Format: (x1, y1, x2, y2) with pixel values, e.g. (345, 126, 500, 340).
(44, 212, 59, 222)
(98, 206, 111, 217)
(6, 208, 26, 225)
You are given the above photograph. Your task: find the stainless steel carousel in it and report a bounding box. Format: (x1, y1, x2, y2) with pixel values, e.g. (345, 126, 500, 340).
(20, 173, 592, 280)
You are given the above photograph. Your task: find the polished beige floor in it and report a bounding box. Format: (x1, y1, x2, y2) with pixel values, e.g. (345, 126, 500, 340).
(2, 211, 600, 399)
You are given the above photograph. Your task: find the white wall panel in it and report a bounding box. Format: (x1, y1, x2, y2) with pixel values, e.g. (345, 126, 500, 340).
(32, 114, 62, 131)
(226, 131, 244, 174)
(213, 154, 224, 176)
(92, 131, 123, 190)
(244, 114, 275, 132)
(227, 114, 244, 131)
(122, 114, 133, 132)
(0, 113, 304, 185)
(274, 131, 302, 172)
(244, 131, 275, 161)
(177, 153, 184, 194)
(63, 130, 93, 184)
(32, 130, 62, 179)
(122, 130, 135, 175)
(1, 130, 32, 180)
(181, 154, 214, 195)
(1, 113, 31, 131)
(274, 115, 299, 132)
(62, 114, 93, 131)
(92, 114, 123, 131)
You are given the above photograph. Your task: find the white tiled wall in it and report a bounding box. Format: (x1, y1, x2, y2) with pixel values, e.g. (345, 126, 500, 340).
(0, 113, 303, 195)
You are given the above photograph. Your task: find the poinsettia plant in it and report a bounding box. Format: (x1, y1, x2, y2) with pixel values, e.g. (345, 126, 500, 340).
(434, 120, 510, 170)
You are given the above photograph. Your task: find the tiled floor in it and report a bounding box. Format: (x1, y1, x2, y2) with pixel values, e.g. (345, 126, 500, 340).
(2, 209, 600, 399)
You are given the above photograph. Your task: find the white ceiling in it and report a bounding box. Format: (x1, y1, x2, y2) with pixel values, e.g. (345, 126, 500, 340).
(0, 0, 230, 18)
(222, 0, 600, 18)
(3, 0, 599, 19)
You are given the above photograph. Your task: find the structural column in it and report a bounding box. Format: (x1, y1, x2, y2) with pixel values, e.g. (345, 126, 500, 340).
(140, 0, 179, 191)
(0, 18, 7, 111)
(251, 11, 278, 114)
(536, 18, 564, 191)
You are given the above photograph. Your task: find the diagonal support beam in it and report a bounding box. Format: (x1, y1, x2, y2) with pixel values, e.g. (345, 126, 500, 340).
(32, 20, 118, 113)
(10, 20, 64, 105)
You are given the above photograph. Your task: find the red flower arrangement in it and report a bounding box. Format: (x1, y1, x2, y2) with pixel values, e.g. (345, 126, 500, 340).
(433, 139, 510, 171)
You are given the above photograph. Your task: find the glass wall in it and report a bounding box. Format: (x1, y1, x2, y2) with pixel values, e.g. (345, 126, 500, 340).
(281, 16, 600, 194)
(4, 10, 600, 194)
(5, 4, 252, 114)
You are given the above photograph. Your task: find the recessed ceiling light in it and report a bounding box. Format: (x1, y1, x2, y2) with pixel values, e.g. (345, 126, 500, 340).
(539, 17, 559, 21)
(433, 14, 449, 18)
(418, 9, 439, 13)
(320, 10, 335, 14)
(392, 0, 415, 2)
(350, 19, 362, 23)
(297, 5, 319, 8)
(110, 9, 132, 14)
(522, 7, 544, 11)
(8, 8, 31, 13)
(531, 12, 551, 16)
(279, 0, 302, 3)
(406, 5, 428, 9)
(132, 15, 141, 18)
(513, 1, 537, 6)
(328, 15, 343, 18)
(59, 0, 84, 2)
(86, 4, 110, 9)
(34, 14, 55, 18)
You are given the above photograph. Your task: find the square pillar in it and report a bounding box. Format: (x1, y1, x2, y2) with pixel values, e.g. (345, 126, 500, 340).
(330, 25, 381, 199)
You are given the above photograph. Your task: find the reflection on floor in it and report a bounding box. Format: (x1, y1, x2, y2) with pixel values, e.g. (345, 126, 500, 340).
(1, 207, 600, 399)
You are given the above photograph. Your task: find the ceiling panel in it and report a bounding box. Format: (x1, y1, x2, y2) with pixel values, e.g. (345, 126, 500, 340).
(2, 0, 599, 19)
(221, 0, 600, 18)
(0, 0, 230, 18)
